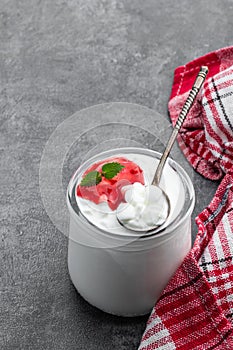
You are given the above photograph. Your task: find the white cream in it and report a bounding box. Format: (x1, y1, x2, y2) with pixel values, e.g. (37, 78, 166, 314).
(76, 153, 185, 235)
(117, 182, 169, 231)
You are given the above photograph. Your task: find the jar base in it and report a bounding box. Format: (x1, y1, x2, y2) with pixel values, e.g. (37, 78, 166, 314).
(68, 269, 153, 317)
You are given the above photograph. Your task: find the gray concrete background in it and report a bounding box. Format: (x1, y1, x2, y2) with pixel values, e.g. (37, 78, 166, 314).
(1, 1, 232, 349)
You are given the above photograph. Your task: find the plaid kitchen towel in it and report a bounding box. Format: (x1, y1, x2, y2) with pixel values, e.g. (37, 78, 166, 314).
(139, 46, 233, 350)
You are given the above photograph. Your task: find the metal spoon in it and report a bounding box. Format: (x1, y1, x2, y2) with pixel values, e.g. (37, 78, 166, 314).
(117, 66, 208, 232)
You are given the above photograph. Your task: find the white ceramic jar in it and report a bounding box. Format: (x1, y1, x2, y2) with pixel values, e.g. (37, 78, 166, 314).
(66, 147, 195, 317)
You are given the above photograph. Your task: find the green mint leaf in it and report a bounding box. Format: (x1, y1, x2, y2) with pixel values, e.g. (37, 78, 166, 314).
(80, 170, 102, 187)
(102, 162, 125, 179)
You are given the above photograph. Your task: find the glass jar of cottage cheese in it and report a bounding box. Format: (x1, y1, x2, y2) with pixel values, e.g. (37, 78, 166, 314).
(66, 147, 195, 317)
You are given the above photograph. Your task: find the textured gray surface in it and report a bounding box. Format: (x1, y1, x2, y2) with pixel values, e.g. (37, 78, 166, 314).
(1, 1, 233, 349)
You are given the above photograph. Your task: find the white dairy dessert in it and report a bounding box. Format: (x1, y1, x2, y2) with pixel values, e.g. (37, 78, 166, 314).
(67, 147, 195, 316)
(75, 153, 185, 236)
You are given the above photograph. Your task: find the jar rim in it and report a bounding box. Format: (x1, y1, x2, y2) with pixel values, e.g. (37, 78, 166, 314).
(66, 147, 195, 244)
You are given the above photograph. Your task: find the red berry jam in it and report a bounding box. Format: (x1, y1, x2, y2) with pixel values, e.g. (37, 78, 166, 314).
(77, 157, 144, 210)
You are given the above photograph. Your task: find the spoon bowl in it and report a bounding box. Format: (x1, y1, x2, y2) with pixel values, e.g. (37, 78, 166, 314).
(117, 183, 170, 232)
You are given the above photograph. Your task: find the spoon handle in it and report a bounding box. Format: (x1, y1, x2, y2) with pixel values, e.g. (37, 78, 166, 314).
(152, 65, 208, 186)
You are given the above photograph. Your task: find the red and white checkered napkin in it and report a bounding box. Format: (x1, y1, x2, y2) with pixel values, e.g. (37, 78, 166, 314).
(139, 46, 233, 350)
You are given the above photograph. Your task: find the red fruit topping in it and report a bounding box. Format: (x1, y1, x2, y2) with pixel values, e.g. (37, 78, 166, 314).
(77, 157, 144, 210)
